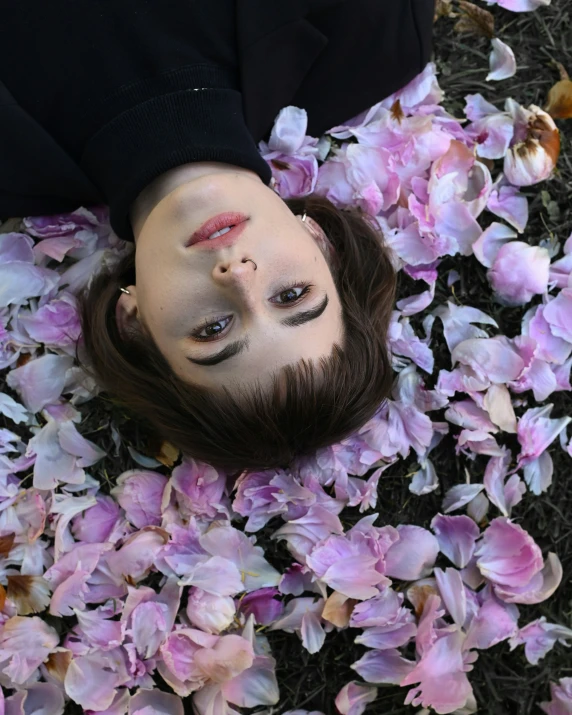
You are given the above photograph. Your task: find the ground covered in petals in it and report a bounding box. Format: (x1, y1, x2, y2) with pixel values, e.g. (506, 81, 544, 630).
(0, 2, 571, 715)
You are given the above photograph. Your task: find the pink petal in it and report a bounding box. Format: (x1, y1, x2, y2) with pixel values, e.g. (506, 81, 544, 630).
(509, 616, 572, 665)
(0, 616, 59, 685)
(111, 469, 167, 529)
(539, 677, 572, 715)
(452, 335, 525, 384)
(384, 525, 439, 580)
(489, 242, 550, 305)
(486, 181, 528, 232)
(433, 302, 498, 352)
(335, 681, 378, 715)
(267, 106, 310, 154)
(64, 649, 130, 711)
(494, 552, 563, 604)
(543, 288, 572, 343)
(434, 568, 466, 626)
(351, 648, 416, 685)
(300, 610, 326, 653)
(6, 354, 74, 413)
(523, 450, 553, 495)
(401, 630, 476, 714)
(130, 689, 184, 715)
(221, 654, 279, 708)
(472, 222, 517, 267)
(464, 591, 519, 649)
(442, 484, 485, 513)
(475, 517, 544, 588)
(431, 514, 480, 568)
(517, 404, 572, 466)
(486, 38, 517, 81)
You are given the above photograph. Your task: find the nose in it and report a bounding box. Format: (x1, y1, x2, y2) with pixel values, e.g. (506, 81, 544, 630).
(212, 256, 257, 290)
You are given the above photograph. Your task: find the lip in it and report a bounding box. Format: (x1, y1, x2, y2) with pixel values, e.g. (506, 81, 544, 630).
(187, 212, 249, 249)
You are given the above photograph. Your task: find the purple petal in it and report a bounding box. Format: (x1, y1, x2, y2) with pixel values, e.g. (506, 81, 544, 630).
(431, 514, 480, 568)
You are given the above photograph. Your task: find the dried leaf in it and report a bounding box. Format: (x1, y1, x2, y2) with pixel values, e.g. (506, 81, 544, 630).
(454, 1, 495, 39)
(156, 440, 180, 467)
(550, 60, 570, 82)
(544, 79, 572, 119)
(434, 0, 455, 21)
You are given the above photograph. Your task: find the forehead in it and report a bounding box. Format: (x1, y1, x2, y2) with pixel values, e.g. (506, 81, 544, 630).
(175, 303, 345, 388)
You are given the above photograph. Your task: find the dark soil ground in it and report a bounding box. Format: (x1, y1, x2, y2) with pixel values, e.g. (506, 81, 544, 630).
(1, 1, 571, 713)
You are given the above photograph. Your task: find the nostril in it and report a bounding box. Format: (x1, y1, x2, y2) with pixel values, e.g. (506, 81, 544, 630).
(220, 267, 227, 273)
(241, 258, 247, 263)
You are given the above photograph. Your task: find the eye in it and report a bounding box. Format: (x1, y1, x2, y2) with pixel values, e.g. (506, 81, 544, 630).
(191, 316, 232, 341)
(271, 284, 313, 305)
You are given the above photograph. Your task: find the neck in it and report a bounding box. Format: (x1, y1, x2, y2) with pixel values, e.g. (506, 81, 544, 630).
(129, 162, 262, 242)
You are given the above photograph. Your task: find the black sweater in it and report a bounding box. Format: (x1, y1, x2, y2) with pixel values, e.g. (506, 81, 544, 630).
(0, 1, 271, 241)
(0, 1, 436, 242)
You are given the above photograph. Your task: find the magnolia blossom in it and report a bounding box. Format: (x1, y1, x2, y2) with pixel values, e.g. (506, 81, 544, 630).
(257, 106, 322, 198)
(503, 101, 560, 186)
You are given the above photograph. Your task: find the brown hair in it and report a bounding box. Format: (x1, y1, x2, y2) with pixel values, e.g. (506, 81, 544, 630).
(77, 194, 396, 471)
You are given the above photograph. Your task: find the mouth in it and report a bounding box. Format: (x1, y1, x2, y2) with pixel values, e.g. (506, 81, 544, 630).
(187, 212, 249, 249)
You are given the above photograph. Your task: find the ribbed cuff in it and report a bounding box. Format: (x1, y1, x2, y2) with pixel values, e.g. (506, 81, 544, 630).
(80, 87, 272, 242)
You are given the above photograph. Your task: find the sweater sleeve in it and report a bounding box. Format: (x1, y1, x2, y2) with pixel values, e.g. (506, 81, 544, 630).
(0, 1, 271, 241)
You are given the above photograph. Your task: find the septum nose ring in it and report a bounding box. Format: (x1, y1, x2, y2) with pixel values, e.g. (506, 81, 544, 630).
(241, 258, 257, 270)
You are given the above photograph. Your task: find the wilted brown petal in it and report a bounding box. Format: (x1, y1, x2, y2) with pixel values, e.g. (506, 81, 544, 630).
(44, 649, 74, 683)
(156, 440, 180, 467)
(544, 79, 572, 120)
(322, 590, 359, 628)
(529, 113, 561, 164)
(0, 532, 16, 557)
(7, 574, 52, 615)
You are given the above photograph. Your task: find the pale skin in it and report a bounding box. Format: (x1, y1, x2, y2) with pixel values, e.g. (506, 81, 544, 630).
(117, 162, 344, 391)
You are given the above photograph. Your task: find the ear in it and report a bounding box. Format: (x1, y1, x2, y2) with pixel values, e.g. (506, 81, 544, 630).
(298, 214, 337, 264)
(115, 285, 141, 339)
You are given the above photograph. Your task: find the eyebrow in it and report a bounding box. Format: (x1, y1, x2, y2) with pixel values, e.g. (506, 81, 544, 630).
(186, 294, 329, 366)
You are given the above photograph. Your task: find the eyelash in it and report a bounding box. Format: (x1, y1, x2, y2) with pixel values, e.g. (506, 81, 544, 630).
(191, 283, 314, 341)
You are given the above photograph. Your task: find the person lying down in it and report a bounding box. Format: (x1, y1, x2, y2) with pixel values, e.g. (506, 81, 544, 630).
(0, 0, 434, 470)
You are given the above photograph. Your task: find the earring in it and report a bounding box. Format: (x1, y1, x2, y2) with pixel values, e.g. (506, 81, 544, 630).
(301, 212, 307, 222)
(119, 287, 130, 294)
